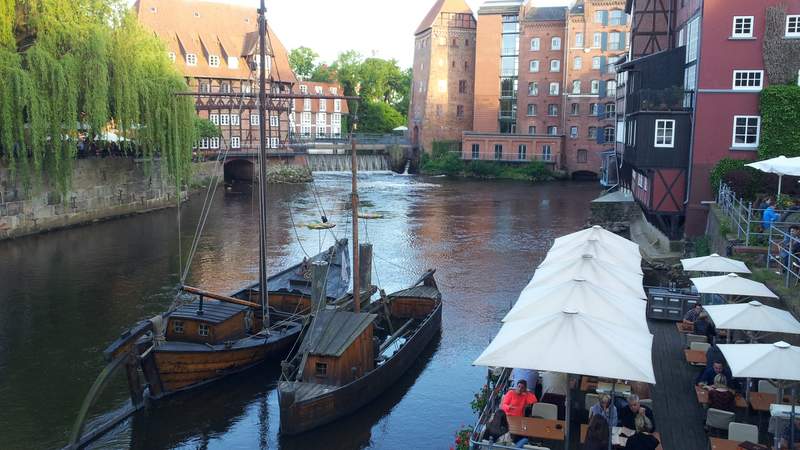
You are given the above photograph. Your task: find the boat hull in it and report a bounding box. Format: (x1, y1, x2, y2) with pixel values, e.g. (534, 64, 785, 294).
(278, 301, 442, 435)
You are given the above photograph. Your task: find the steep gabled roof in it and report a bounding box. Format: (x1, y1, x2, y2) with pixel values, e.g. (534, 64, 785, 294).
(415, 0, 474, 35)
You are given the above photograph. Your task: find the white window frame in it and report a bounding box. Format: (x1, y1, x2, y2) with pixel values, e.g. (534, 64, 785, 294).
(199, 138, 209, 150)
(186, 53, 197, 66)
(230, 136, 241, 149)
(547, 126, 558, 136)
(314, 86, 323, 94)
(572, 80, 581, 94)
(209, 114, 219, 125)
(209, 137, 219, 149)
(573, 56, 582, 70)
(787, 15, 800, 37)
(542, 144, 552, 161)
(530, 38, 540, 51)
(592, 56, 601, 69)
(528, 81, 538, 96)
(230, 114, 240, 126)
(731, 115, 760, 148)
(731, 16, 754, 38)
(686, 17, 700, 62)
(300, 85, 308, 94)
(529, 60, 540, 73)
(591, 80, 600, 94)
(570, 126, 578, 139)
(330, 87, 338, 95)
(732, 70, 763, 91)
(301, 112, 312, 125)
(654, 119, 676, 148)
(270, 137, 279, 149)
(334, 99, 342, 112)
(173, 320, 184, 334)
(592, 32, 602, 48)
(550, 59, 560, 72)
(208, 54, 220, 67)
(319, 99, 327, 112)
(198, 323, 210, 337)
(316, 112, 326, 126)
(303, 98, 312, 111)
(250, 114, 260, 126)
(551, 37, 561, 50)
(167, 52, 176, 63)
(574, 32, 584, 48)
(220, 114, 230, 126)
(269, 115, 278, 127)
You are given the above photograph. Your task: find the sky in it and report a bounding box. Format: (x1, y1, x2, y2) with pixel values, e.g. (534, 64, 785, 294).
(213, 0, 572, 68)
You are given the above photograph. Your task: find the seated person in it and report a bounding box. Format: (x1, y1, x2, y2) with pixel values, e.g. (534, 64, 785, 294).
(780, 225, 800, 274)
(511, 368, 540, 399)
(780, 415, 800, 449)
(589, 394, 618, 428)
(619, 394, 655, 431)
(696, 360, 734, 388)
(705, 374, 736, 412)
(683, 303, 702, 324)
(584, 414, 610, 450)
(693, 312, 717, 343)
(625, 414, 660, 450)
(500, 380, 537, 417)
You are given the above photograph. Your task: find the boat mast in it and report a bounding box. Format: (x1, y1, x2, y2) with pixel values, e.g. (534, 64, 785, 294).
(351, 125, 360, 313)
(257, 0, 270, 327)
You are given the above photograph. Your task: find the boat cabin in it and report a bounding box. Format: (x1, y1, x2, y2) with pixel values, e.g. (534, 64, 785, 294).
(387, 285, 440, 320)
(301, 310, 377, 386)
(165, 299, 251, 344)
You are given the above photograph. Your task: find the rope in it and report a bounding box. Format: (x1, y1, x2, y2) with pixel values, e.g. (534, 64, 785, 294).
(287, 201, 311, 258)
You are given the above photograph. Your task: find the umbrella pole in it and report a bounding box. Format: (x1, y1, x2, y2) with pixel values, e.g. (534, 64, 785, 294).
(608, 384, 616, 450)
(565, 374, 572, 450)
(778, 175, 783, 200)
(790, 386, 796, 449)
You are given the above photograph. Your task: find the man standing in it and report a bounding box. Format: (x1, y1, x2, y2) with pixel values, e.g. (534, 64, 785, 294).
(500, 379, 538, 417)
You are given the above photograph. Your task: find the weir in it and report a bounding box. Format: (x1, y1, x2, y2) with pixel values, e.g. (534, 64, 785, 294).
(306, 154, 391, 172)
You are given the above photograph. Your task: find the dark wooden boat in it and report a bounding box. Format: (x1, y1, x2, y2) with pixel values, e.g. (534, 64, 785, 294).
(277, 270, 442, 435)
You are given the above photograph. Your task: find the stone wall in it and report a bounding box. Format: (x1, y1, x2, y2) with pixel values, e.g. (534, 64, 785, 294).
(0, 158, 220, 240)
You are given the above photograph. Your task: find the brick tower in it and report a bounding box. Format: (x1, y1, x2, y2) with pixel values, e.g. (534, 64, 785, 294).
(409, 0, 477, 153)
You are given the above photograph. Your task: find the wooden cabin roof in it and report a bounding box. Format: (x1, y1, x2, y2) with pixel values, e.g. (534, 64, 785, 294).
(169, 299, 248, 324)
(389, 285, 440, 300)
(302, 310, 376, 357)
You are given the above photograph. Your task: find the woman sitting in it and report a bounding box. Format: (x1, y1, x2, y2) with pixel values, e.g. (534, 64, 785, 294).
(584, 414, 610, 450)
(706, 374, 736, 412)
(625, 414, 660, 450)
(589, 394, 618, 427)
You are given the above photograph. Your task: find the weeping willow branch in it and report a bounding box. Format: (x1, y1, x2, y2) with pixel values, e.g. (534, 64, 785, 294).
(0, 0, 196, 196)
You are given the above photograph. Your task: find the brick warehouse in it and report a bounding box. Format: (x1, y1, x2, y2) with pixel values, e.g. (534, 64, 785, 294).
(411, 0, 630, 178)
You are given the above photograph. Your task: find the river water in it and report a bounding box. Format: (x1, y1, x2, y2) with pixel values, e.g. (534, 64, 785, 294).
(0, 173, 599, 450)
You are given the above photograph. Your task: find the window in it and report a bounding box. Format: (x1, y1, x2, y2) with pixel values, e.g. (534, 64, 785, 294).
(198, 323, 210, 337)
(732, 116, 760, 148)
(459, 80, 467, 94)
(220, 114, 230, 126)
(606, 80, 617, 97)
(787, 15, 800, 37)
(494, 144, 503, 160)
(604, 126, 615, 143)
(550, 60, 560, 72)
(304, 98, 312, 111)
(573, 56, 582, 69)
(314, 86, 323, 94)
(654, 119, 675, 147)
(186, 53, 197, 66)
(173, 320, 184, 334)
(300, 125, 311, 137)
(530, 38, 540, 51)
(210, 137, 219, 149)
(250, 114, 260, 126)
(732, 16, 754, 38)
(301, 112, 312, 124)
(610, 10, 625, 26)
(230, 114, 240, 126)
(471, 143, 480, 159)
(575, 32, 584, 48)
(199, 138, 209, 149)
(527, 104, 537, 116)
(528, 82, 538, 96)
(209, 55, 220, 67)
(571, 103, 580, 115)
(220, 82, 231, 94)
(605, 103, 615, 119)
(457, 104, 464, 118)
(572, 80, 581, 94)
(199, 82, 210, 93)
(590, 103, 600, 116)
(547, 126, 558, 135)
(465, 61, 469, 71)
(209, 114, 219, 125)
(542, 144, 552, 161)
(315, 362, 328, 377)
(271, 137, 279, 148)
(518, 144, 527, 160)
(269, 115, 278, 127)
(588, 126, 597, 139)
(529, 60, 540, 72)
(547, 104, 558, 116)
(549, 82, 559, 95)
(528, 126, 536, 135)
(316, 112, 326, 126)
(570, 126, 578, 138)
(300, 85, 308, 94)
(595, 10, 605, 24)
(732, 70, 763, 90)
(607, 56, 619, 73)
(593, 32, 602, 48)
(551, 37, 561, 50)
(230, 136, 240, 148)
(577, 149, 588, 163)
(686, 17, 700, 62)
(167, 52, 176, 63)
(591, 80, 600, 94)
(227, 56, 239, 69)
(592, 57, 601, 70)
(334, 99, 342, 112)
(609, 32, 622, 50)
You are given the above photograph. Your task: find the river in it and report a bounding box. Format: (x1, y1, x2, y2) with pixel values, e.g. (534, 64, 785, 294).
(0, 173, 599, 449)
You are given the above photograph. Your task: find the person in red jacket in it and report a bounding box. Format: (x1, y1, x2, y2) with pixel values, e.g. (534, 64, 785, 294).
(500, 379, 538, 417)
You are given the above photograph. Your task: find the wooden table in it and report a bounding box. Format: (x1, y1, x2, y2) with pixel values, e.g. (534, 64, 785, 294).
(749, 392, 777, 412)
(677, 322, 694, 333)
(579, 425, 663, 449)
(685, 349, 707, 365)
(695, 386, 749, 408)
(507, 416, 565, 441)
(709, 437, 768, 450)
(579, 376, 651, 399)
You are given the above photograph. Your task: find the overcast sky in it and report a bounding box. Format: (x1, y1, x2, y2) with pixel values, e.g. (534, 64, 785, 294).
(210, 0, 572, 68)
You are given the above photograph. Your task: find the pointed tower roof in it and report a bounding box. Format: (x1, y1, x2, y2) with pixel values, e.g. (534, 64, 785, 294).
(415, 0, 474, 35)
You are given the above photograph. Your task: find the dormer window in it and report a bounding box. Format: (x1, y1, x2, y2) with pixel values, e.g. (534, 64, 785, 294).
(330, 87, 338, 95)
(300, 85, 308, 94)
(167, 52, 176, 63)
(314, 86, 323, 94)
(209, 55, 220, 67)
(193, 11, 200, 17)
(227, 56, 239, 69)
(186, 53, 197, 66)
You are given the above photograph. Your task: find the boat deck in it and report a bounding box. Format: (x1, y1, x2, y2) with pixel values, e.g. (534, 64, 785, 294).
(281, 381, 339, 402)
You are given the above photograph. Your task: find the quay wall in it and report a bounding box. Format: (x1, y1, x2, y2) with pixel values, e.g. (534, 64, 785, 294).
(0, 158, 220, 241)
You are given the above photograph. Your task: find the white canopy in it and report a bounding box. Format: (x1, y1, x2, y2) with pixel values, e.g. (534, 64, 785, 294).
(704, 301, 800, 335)
(681, 253, 751, 274)
(505, 278, 648, 330)
(551, 225, 640, 254)
(690, 273, 778, 299)
(745, 156, 800, 197)
(474, 309, 656, 384)
(718, 341, 800, 382)
(529, 254, 646, 299)
(541, 239, 642, 272)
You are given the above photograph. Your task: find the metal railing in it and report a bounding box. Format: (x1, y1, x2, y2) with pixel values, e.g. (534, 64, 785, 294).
(717, 182, 800, 287)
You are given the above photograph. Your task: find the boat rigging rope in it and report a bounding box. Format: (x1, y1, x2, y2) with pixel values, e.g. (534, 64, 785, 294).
(287, 201, 311, 258)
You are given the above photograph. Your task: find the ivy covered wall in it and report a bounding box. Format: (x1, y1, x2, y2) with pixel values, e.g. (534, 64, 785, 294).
(759, 85, 800, 159)
(764, 5, 800, 85)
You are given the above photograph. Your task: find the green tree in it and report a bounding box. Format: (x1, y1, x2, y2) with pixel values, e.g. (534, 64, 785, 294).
(358, 100, 404, 133)
(309, 64, 335, 83)
(195, 117, 220, 139)
(288, 46, 318, 81)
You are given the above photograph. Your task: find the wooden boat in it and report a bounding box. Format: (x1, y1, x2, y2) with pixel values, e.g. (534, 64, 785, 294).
(277, 270, 442, 435)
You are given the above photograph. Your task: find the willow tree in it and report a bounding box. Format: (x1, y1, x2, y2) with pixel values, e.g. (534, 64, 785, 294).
(0, 0, 196, 195)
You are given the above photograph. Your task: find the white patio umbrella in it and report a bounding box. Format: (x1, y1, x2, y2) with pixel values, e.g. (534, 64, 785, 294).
(474, 309, 655, 448)
(681, 253, 751, 274)
(541, 238, 642, 272)
(746, 156, 800, 197)
(529, 254, 646, 299)
(704, 301, 800, 337)
(504, 278, 647, 331)
(690, 273, 778, 301)
(552, 225, 640, 254)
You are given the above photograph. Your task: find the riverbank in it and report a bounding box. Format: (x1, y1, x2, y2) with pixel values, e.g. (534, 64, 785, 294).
(419, 149, 562, 182)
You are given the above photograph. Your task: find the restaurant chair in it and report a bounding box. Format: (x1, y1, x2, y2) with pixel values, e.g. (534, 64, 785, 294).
(728, 422, 758, 443)
(758, 380, 778, 395)
(686, 334, 708, 348)
(690, 341, 711, 353)
(585, 393, 600, 412)
(530, 403, 558, 420)
(705, 408, 735, 437)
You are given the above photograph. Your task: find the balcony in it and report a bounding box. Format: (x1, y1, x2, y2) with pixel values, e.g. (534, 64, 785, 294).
(628, 88, 693, 113)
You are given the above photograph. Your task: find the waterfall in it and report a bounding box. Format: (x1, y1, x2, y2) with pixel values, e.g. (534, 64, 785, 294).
(306, 154, 391, 172)
(401, 159, 411, 175)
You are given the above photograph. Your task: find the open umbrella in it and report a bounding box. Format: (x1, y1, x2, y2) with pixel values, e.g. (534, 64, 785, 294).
(552, 225, 640, 255)
(746, 156, 800, 198)
(529, 254, 646, 299)
(681, 253, 751, 274)
(690, 273, 778, 302)
(505, 278, 647, 330)
(541, 238, 642, 272)
(704, 301, 800, 337)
